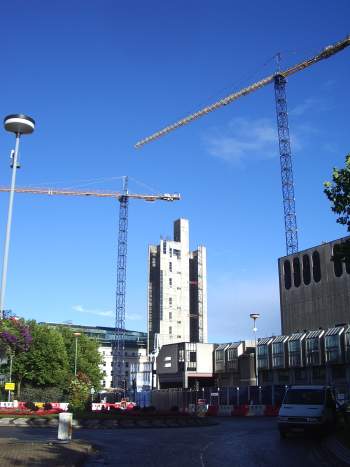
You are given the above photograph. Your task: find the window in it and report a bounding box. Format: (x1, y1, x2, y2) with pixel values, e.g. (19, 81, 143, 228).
(163, 241, 166, 254)
(302, 254, 311, 285)
(312, 251, 321, 282)
(169, 262, 172, 272)
(169, 297, 172, 307)
(169, 278, 172, 287)
(125, 362, 129, 367)
(189, 351, 196, 362)
(293, 257, 301, 287)
(169, 312, 172, 320)
(333, 244, 343, 277)
(173, 249, 181, 259)
(151, 257, 156, 268)
(169, 326, 172, 335)
(169, 248, 173, 258)
(283, 260, 292, 290)
(164, 362, 171, 368)
(325, 335, 340, 362)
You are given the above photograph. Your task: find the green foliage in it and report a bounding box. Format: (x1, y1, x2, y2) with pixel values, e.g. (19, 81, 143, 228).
(324, 154, 350, 229)
(324, 154, 350, 262)
(11, 322, 69, 390)
(20, 385, 64, 403)
(57, 327, 103, 391)
(0, 321, 103, 400)
(68, 372, 91, 413)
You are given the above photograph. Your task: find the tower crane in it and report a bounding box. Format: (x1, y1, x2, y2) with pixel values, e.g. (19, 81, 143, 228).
(135, 35, 350, 255)
(0, 179, 180, 389)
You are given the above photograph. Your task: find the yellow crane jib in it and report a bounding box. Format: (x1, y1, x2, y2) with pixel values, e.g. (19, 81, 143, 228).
(134, 35, 350, 149)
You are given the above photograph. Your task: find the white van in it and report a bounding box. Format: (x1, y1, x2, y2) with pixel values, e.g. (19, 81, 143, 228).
(278, 385, 337, 438)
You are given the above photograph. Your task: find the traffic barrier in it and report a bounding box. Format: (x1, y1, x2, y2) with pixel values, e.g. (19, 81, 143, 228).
(218, 405, 233, 416)
(206, 405, 219, 416)
(231, 405, 249, 416)
(264, 405, 280, 417)
(247, 405, 266, 416)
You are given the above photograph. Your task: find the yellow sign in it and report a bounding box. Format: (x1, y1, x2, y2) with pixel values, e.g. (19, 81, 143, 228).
(5, 383, 15, 391)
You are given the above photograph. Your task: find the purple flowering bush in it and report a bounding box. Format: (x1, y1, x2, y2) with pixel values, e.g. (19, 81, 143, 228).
(0, 318, 32, 353)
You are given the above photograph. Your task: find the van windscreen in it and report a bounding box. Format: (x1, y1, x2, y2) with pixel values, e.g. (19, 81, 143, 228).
(284, 389, 324, 405)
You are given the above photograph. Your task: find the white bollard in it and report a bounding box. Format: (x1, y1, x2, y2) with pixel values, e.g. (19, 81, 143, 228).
(58, 412, 73, 442)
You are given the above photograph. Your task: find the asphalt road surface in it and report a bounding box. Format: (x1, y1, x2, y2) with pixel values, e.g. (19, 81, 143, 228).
(0, 418, 346, 467)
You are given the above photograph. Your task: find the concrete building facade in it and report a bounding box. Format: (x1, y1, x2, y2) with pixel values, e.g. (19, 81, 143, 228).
(278, 236, 350, 335)
(148, 219, 207, 352)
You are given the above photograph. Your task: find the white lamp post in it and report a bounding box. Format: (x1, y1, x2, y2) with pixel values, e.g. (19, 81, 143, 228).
(250, 313, 260, 386)
(0, 114, 35, 318)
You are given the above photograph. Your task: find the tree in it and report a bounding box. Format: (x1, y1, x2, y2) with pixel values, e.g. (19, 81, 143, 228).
(11, 322, 70, 397)
(324, 153, 350, 262)
(57, 327, 103, 391)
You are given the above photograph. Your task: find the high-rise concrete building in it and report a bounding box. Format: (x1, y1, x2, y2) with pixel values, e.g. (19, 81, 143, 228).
(147, 218, 207, 352)
(278, 236, 350, 335)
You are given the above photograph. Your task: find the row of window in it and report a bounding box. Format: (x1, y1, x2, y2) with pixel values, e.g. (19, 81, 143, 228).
(283, 251, 321, 289)
(284, 245, 350, 290)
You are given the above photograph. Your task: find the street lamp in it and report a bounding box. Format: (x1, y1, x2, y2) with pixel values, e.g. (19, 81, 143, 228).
(73, 332, 81, 376)
(250, 313, 260, 386)
(0, 114, 35, 319)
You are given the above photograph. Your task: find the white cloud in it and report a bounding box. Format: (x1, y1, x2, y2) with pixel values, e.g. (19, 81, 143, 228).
(72, 304, 114, 318)
(203, 117, 278, 165)
(289, 98, 323, 117)
(208, 275, 281, 342)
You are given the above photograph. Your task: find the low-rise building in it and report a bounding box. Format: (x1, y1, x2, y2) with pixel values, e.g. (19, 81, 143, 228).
(156, 342, 215, 389)
(214, 341, 256, 387)
(257, 325, 350, 395)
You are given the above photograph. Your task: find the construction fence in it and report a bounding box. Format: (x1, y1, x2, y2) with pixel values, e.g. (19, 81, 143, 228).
(149, 383, 350, 413)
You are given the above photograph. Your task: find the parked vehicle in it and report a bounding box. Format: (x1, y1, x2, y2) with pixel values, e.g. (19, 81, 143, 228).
(278, 385, 337, 438)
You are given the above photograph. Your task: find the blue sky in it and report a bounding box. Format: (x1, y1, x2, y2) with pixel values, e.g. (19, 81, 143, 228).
(0, 1, 349, 342)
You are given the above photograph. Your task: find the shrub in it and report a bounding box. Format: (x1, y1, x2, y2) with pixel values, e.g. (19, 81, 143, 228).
(21, 386, 64, 403)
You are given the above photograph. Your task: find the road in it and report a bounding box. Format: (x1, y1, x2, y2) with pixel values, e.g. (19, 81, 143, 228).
(0, 418, 346, 467)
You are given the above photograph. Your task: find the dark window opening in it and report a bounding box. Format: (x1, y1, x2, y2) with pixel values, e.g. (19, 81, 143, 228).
(333, 244, 343, 278)
(284, 260, 291, 290)
(293, 257, 301, 288)
(302, 254, 311, 285)
(312, 251, 321, 283)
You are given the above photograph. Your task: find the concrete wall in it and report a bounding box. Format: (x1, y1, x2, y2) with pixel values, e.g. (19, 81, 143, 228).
(279, 236, 350, 334)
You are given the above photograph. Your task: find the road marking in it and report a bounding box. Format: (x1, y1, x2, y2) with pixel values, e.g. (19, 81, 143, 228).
(199, 441, 213, 467)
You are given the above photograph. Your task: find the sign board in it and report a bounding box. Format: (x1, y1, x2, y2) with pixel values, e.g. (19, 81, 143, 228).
(197, 398, 206, 406)
(5, 382, 15, 391)
(90, 387, 95, 395)
(210, 392, 219, 397)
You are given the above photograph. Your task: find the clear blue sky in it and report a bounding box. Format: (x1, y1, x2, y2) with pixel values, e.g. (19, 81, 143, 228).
(0, 1, 349, 342)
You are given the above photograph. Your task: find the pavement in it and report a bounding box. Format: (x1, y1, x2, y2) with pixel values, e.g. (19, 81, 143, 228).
(0, 437, 93, 466)
(0, 418, 349, 466)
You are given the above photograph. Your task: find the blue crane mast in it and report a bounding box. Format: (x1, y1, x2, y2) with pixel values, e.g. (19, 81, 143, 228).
(274, 74, 298, 255)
